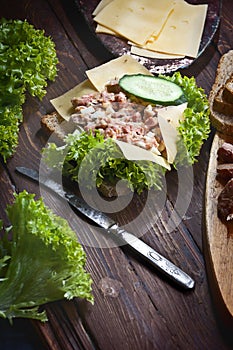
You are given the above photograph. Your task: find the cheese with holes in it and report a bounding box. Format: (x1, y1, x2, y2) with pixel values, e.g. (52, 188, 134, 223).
(145, 1, 208, 57)
(93, 0, 174, 46)
(93, 0, 208, 59)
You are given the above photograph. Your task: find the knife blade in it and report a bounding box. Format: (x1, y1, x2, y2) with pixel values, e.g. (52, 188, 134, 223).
(16, 166, 195, 290)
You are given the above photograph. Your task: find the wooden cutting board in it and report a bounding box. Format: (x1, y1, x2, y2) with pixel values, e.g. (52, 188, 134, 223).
(204, 132, 233, 331)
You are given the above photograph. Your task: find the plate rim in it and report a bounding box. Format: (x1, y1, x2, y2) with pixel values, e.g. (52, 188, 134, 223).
(74, 0, 222, 74)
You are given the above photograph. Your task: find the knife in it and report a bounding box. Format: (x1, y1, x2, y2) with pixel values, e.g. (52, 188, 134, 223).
(16, 166, 195, 290)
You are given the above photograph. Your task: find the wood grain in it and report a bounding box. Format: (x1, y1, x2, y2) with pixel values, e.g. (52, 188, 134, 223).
(1, 0, 233, 349)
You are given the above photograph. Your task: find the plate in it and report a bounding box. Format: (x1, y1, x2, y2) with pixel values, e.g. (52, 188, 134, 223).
(74, 0, 222, 74)
(204, 132, 233, 331)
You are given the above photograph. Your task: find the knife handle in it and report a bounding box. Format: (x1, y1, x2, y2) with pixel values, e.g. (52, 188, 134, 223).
(144, 247, 195, 290)
(108, 224, 195, 290)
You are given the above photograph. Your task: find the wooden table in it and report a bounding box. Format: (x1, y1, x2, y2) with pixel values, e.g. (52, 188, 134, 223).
(0, 1, 233, 349)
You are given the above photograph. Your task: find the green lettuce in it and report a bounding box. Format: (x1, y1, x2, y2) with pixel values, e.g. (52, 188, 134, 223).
(0, 104, 22, 160)
(43, 130, 166, 194)
(0, 18, 58, 161)
(160, 72, 210, 165)
(43, 72, 210, 193)
(0, 191, 93, 323)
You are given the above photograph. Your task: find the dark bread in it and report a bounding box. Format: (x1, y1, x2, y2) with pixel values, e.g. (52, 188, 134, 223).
(209, 50, 233, 134)
(41, 111, 79, 142)
(41, 112, 65, 139)
(213, 86, 233, 115)
(222, 78, 233, 103)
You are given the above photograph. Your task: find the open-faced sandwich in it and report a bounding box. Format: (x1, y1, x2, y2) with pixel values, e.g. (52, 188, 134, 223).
(41, 55, 210, 197)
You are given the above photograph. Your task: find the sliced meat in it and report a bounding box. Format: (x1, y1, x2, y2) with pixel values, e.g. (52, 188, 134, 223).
(217, 142, 233, 163)
(217, 163, 233, 183)
(217, 178, 233, 221)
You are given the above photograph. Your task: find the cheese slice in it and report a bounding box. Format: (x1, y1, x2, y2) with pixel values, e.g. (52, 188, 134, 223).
(92, 0, 113, 16)
(158, 103, 187, 163)
(93, 0, 174, 46)
(96, 23, 121, 36)
(50, 80, 96, 121)
(86, 55, 152, 92)
(146, 1, 208, 58)
(115, 140, 171, 170)
(50, 56, 184, 168)
(51, 56, 151, 119)
(130, 44, 185, 59)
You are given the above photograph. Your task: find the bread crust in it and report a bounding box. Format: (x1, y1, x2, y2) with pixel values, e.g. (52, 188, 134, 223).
(41, 111, 79, 143)
(41, 112, 64, 137)
(209, 50, 233, 134)
(223, 79, 233, 103)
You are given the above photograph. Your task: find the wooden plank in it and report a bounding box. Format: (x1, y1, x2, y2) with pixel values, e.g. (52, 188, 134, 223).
(1, 0, 233, 349)
(30, 188, 227, 349)
(48, 0, 113, 68)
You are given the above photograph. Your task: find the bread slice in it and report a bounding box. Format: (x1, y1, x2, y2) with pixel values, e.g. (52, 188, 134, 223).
(213, 86, 233, 115)
(41, 111, 77, 142)
(209, 50, 233, 134)
(41, 112, 64, 138)
(223, 78, 233, 103)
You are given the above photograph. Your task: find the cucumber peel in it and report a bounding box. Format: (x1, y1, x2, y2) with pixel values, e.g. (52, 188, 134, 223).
(119, 74, 186, 106)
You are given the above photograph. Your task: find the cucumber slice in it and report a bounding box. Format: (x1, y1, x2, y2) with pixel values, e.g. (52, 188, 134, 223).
(119, 74, 186, 106)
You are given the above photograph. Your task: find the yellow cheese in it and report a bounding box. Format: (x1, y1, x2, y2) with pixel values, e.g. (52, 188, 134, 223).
(146, 1, 208, 58)
(50, 54, 171, 169)
(93, 0, 174, 46)
(92, 0, 113, 16)
(158, 103, 187, 163)
(50, 80, 96, 121)
(130, 44, 184, 59)
(86, 54, 152, 92)
(95, 23, 120, 36)
(115, 140, 171, 170)
(51, 56, 152, 119)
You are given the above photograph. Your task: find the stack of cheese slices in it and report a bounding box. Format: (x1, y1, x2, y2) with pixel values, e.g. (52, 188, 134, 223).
(92, 0, 208, 59)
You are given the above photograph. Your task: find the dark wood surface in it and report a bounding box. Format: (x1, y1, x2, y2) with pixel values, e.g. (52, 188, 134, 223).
(0, 1, 233, 349)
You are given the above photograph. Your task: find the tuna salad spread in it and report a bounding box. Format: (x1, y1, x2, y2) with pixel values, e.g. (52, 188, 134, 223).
(70, 81, 165, 156)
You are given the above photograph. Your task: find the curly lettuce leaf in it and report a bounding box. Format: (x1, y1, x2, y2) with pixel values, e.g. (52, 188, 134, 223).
(0, 18, 58, 161)
(160, 72, 210, 165)
(43, 72, 210, 192)
(0, 104, 23, 161)
(0, 191, 93, 323)
(43, 130, 166, 194)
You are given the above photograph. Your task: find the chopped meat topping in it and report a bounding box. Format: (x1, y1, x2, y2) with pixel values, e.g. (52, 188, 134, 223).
(70, 87, 165, 153)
